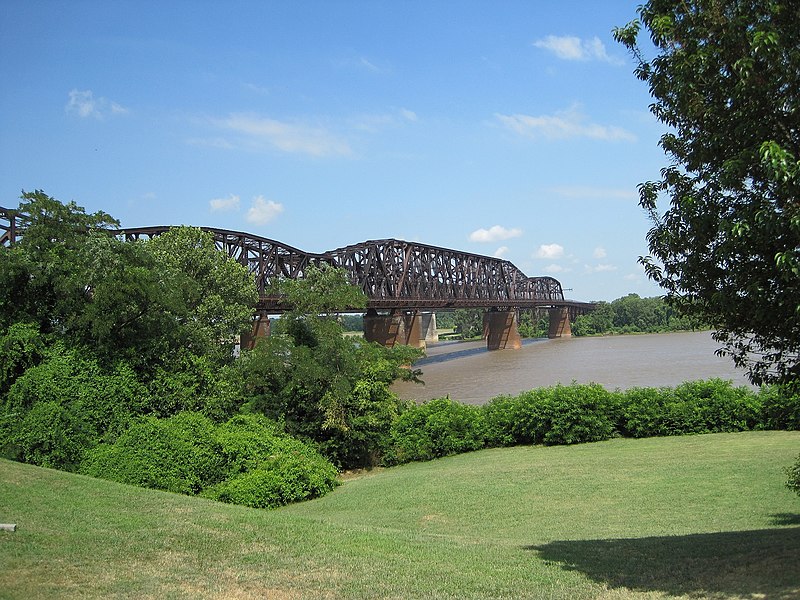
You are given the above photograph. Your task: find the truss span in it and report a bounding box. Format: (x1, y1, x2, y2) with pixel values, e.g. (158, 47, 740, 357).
(0, 209, 592, 312)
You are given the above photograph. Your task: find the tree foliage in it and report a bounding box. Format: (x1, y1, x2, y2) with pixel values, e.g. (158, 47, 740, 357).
(0, 192, 257, 373)
(614, 1, 800, 384)
(240, 267, 421, 469)
(573, 294, 700, 335)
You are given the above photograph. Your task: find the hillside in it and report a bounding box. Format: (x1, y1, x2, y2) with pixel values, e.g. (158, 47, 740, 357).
(2, 431, 799, 599)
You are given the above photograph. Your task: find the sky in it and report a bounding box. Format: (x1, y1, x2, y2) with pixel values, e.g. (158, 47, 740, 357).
(0, 1, 669, 302)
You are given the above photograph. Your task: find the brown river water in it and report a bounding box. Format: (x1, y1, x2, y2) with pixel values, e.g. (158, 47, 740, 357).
(391, 331, 755, 405)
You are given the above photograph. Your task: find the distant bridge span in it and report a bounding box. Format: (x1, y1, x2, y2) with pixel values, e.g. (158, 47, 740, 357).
(115, 226, 594, 314)
(1, 208, 595, 347)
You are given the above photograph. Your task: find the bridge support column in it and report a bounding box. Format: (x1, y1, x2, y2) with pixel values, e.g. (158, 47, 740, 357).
(420, 312, 438, 343)
(484, 309, 522, 350)
(363, 309, 425, 348)
(240, 312, 271, 350)
(548, 307, 572, 338)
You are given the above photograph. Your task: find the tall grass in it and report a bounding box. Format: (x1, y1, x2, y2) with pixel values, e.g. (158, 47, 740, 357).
(2, 431, 799, 599)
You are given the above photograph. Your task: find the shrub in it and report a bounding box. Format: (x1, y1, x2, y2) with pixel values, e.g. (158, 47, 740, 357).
(542, 383, 619, 445)
(619, 379, 760, 437)
(617, 386, 673, 438)
(384, 397, 486, 464)
(786, 454, 800, 497)
(1, 345, 147, 467)
(203, 414, 338, 508)
(0, 322, 46, 396)
(483, 389, 549, 446)
(80, 412, 225, 495)
(484, 384, 619, 447)
(81, 412, 339, 509)
(145, 352, 241, 422)
(482, 394, 521, 447)
(673, 379, 760, 432)
(759, 382, 800, 430)
(8, 401, 93, 470)
(203, 454, 338, 509)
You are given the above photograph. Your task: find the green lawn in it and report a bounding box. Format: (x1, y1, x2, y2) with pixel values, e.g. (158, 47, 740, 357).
(2, 431, 799, 599)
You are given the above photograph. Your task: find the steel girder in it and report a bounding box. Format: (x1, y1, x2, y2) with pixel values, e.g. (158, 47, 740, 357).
(325, 239, 566, 309)
(0, 206, 23, 247)
(0, 209, 592, 312)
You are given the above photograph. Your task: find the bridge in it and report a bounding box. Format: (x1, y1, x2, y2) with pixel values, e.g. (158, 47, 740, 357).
(1, 206, 595, 350)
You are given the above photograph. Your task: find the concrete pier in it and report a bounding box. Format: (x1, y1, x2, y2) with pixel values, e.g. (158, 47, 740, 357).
(484, 309, 522, 350)
(548, 307, 572, 338)
(363, 309, 425, 348)
(240, 312, 271, 349)
(420, 312, 439, 343)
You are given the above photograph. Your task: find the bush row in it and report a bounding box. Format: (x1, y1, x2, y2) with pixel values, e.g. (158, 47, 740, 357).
(384, 379, 800, 465)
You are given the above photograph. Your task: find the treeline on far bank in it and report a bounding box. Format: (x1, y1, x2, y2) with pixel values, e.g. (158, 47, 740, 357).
(571, 294, 704, 336)
(432, 294, 703, 340)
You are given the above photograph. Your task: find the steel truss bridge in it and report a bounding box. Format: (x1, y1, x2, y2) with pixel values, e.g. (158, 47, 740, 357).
(1, 208, 594, 316)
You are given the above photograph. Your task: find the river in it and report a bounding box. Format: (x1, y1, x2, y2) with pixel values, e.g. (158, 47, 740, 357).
(391, 331, 756, 405)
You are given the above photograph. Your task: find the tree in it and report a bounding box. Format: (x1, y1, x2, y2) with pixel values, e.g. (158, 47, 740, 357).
(239, 264, 421, 469)
(614, 1, 800, 384)
(145, 226, 258, 364)
(1, 193, 257, 371)
(452, 309, 484, 339)
(0, 190, 119, 335)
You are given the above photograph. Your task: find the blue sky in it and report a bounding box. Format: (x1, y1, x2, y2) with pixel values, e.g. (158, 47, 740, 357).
(0, 1, 667, 302)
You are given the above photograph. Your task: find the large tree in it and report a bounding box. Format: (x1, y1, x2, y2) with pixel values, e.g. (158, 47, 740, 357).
(614, 1, 800, 384)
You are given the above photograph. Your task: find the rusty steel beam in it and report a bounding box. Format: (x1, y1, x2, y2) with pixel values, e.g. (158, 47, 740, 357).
(1, 208, 595, 313)
(0, 206, 23, 247)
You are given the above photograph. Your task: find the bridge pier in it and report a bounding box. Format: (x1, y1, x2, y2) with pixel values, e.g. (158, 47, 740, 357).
(363, 308, 425, 349)
(548, 307, 572, 338)
(484, 309, 522, 350)
(240, 312, 271, 350)
(420, 312, 438, 343)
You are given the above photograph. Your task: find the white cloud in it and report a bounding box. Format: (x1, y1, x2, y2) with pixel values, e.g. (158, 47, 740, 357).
(209, 194, 241, 212)
(66, 89, 129, 119)
(359, 57, 381, 72)
(494, 246, 509, 258)
(585, 263, 618, 273)
(332, 55, 387, 74)
(544, 264, 566, 274)
(400, 108, 418, 122)
(246, 195, 284, 225)
(495, 105, 636, 142)
(216, 114, 352, 157)
(534, 243, 565, 259)
(533, 35, 622, 64)
(469, 225, 523, 243)
(593, 247, 607, 259)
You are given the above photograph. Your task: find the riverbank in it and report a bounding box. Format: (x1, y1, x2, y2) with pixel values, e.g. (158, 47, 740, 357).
(393, 330, 755, 405)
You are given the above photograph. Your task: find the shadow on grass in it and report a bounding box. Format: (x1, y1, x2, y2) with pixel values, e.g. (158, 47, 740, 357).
(771, 513, 800, 526)
(528, 527, 800, 599)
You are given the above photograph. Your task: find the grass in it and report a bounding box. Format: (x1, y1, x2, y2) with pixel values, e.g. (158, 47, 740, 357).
(1, 431, 799, 599)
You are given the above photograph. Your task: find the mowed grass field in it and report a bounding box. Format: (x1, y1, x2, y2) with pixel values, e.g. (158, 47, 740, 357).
(2, 431, 799, 599)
